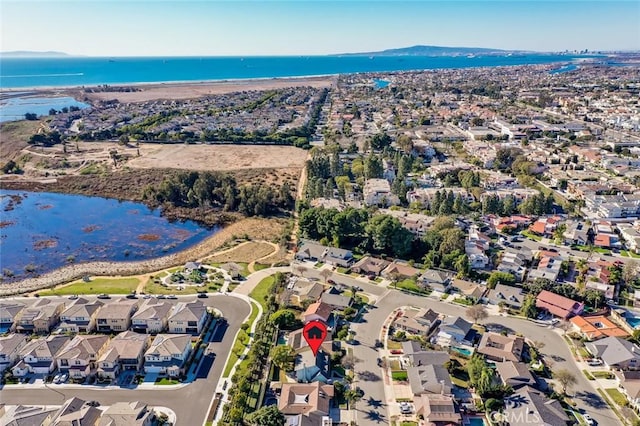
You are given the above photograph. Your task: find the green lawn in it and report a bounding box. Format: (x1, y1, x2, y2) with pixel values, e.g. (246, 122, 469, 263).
(452, 297, 474, 306)
(592, 371, 614, 379)
(451, 376, 469, 388)
(38, 277, 140, 296)
(606, 388, 628, 407)
(522, 230, 542, 242)
(391, 370, 408, 381)
(621, 250, 640, 258)
(395, 279, 430, 295)
(387, 340, 402, 350)
(253, 263, 270, 271)
(582, 369, 595, 380)
(155, 378, 180, 385)
(250, 275, 276, 310)
(577, 347, 591, 358)
(222, 302, 259, 378)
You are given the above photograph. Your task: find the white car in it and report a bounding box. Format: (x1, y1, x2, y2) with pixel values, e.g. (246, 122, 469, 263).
(587, 359, 603, 366)
(582, 413, 595, 425)
(53, 373, 62, 384)
(60, 373, 68, 383)
(399, 402, 412, 414)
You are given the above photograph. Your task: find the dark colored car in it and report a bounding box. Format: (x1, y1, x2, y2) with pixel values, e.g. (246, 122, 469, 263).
(197, 292, 208, 298)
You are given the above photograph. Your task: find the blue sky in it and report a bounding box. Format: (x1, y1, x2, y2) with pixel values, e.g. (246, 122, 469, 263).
(2, 1, 638, 56)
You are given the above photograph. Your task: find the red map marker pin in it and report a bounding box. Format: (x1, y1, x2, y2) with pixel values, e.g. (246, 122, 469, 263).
(303, 320, 328, 356)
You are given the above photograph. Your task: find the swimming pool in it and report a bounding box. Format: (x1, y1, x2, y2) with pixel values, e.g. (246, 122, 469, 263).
(465, 417, 487, 426)
(452, 346, 473, 357)
(626, 316, 640, 329)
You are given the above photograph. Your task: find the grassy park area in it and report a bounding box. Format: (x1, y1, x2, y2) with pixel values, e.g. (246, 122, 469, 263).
(38, 277, 140, 296)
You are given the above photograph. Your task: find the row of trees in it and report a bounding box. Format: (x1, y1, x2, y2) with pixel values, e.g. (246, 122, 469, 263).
(142, 171, 294, 217)
(299, 207, 470, 276)
(221, 273, 287, 425)
(298, 206, 415, 259)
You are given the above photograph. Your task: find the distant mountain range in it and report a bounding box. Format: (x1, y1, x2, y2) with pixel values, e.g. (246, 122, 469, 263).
(0, 51, 71, 58)
(338, 45, 535, 57)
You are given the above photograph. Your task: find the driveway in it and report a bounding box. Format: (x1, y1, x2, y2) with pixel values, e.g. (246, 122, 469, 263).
(1, 293, 250, 426)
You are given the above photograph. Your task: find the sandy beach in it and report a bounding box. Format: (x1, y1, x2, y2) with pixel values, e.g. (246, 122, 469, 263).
(0, 217, 286, 296)
(1, 75, 335, 103)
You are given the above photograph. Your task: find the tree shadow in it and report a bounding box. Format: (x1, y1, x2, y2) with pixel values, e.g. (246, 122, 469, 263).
(574, 390, 607, 409)
(483, 323, 514, 334)
(365, 397, 385, 408)
(358, 370, 381, 382)
(362, 409, 387, 423)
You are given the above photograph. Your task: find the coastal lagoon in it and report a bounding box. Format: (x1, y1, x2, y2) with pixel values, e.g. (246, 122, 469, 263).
(0, 96, 90, 123)
(0, 190, 217, 282)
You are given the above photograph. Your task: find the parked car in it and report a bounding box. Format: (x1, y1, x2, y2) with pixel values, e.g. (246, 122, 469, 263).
(126, 294, 138, 299)
(587, 359, 603, 366)
(97, 294, 111, 299)
(53, 373, 62, 384)
(60, 373, 68, 383)
(87, 400, 100, 407)
(399, 402, 412, 414)
(582, 413, 595, 425)
(142, 294, 152, 299)
(374, 339, 383, 348)
(157, 294, 167, 299)
(167, 294, 178, 299)
(328, 279, 336, 285)
(68, 294, 79, 300)
(197, 292, 208, 298)
(390, 349, 403, 355)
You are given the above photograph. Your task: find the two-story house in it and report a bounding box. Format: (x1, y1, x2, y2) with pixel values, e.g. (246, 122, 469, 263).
(14, 299, 65, 334)
(11, 335, 71, 377)
(434, 316, 473, 347)
(0, 334, 27, 373)
(131, 299, 173, 334)
(97, 331, 150, 380)
(57, 334, 110, 380)
(58, 298, 104, 333)
(167, 301, 208, 335)
(95, 299, 138, 333)
(144, 334, 192, 377)
(0, 301, 25, 333)
(418, 269, 452, 293)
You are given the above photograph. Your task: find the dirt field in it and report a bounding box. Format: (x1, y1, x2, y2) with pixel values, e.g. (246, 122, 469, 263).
(0, 141, 307, 188)
(206, 241, 277, 264)
(78, 76, 334, 103)
(127, 144, 308, 171)
(0, 119, 45, 162)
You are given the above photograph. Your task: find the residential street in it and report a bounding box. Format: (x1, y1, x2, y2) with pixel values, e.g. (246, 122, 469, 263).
(346, 281, 621, 426)
(0, 293, 251, 426)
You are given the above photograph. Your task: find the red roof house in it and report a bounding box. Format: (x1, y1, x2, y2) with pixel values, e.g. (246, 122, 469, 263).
(536, 290, 584, 319)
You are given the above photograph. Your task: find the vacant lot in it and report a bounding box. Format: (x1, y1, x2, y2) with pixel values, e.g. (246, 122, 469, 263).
(0, 119, 44, 162)
(127, 144, 308, 172)
(207, 241, 277, 264)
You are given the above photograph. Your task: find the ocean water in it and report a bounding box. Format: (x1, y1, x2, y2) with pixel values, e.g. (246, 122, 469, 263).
(0, 190, 217, 282)
(0, 54, 581, 88)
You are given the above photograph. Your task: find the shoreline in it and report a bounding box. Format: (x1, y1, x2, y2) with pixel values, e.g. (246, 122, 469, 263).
(0, 74, 337, 93)
(0, 218, 277, 297)
(0, 58, 579, 92)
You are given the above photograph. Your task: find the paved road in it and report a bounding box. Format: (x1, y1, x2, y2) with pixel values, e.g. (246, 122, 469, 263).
(1, 293, 251, 426)
(347, 283, 620, 426)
